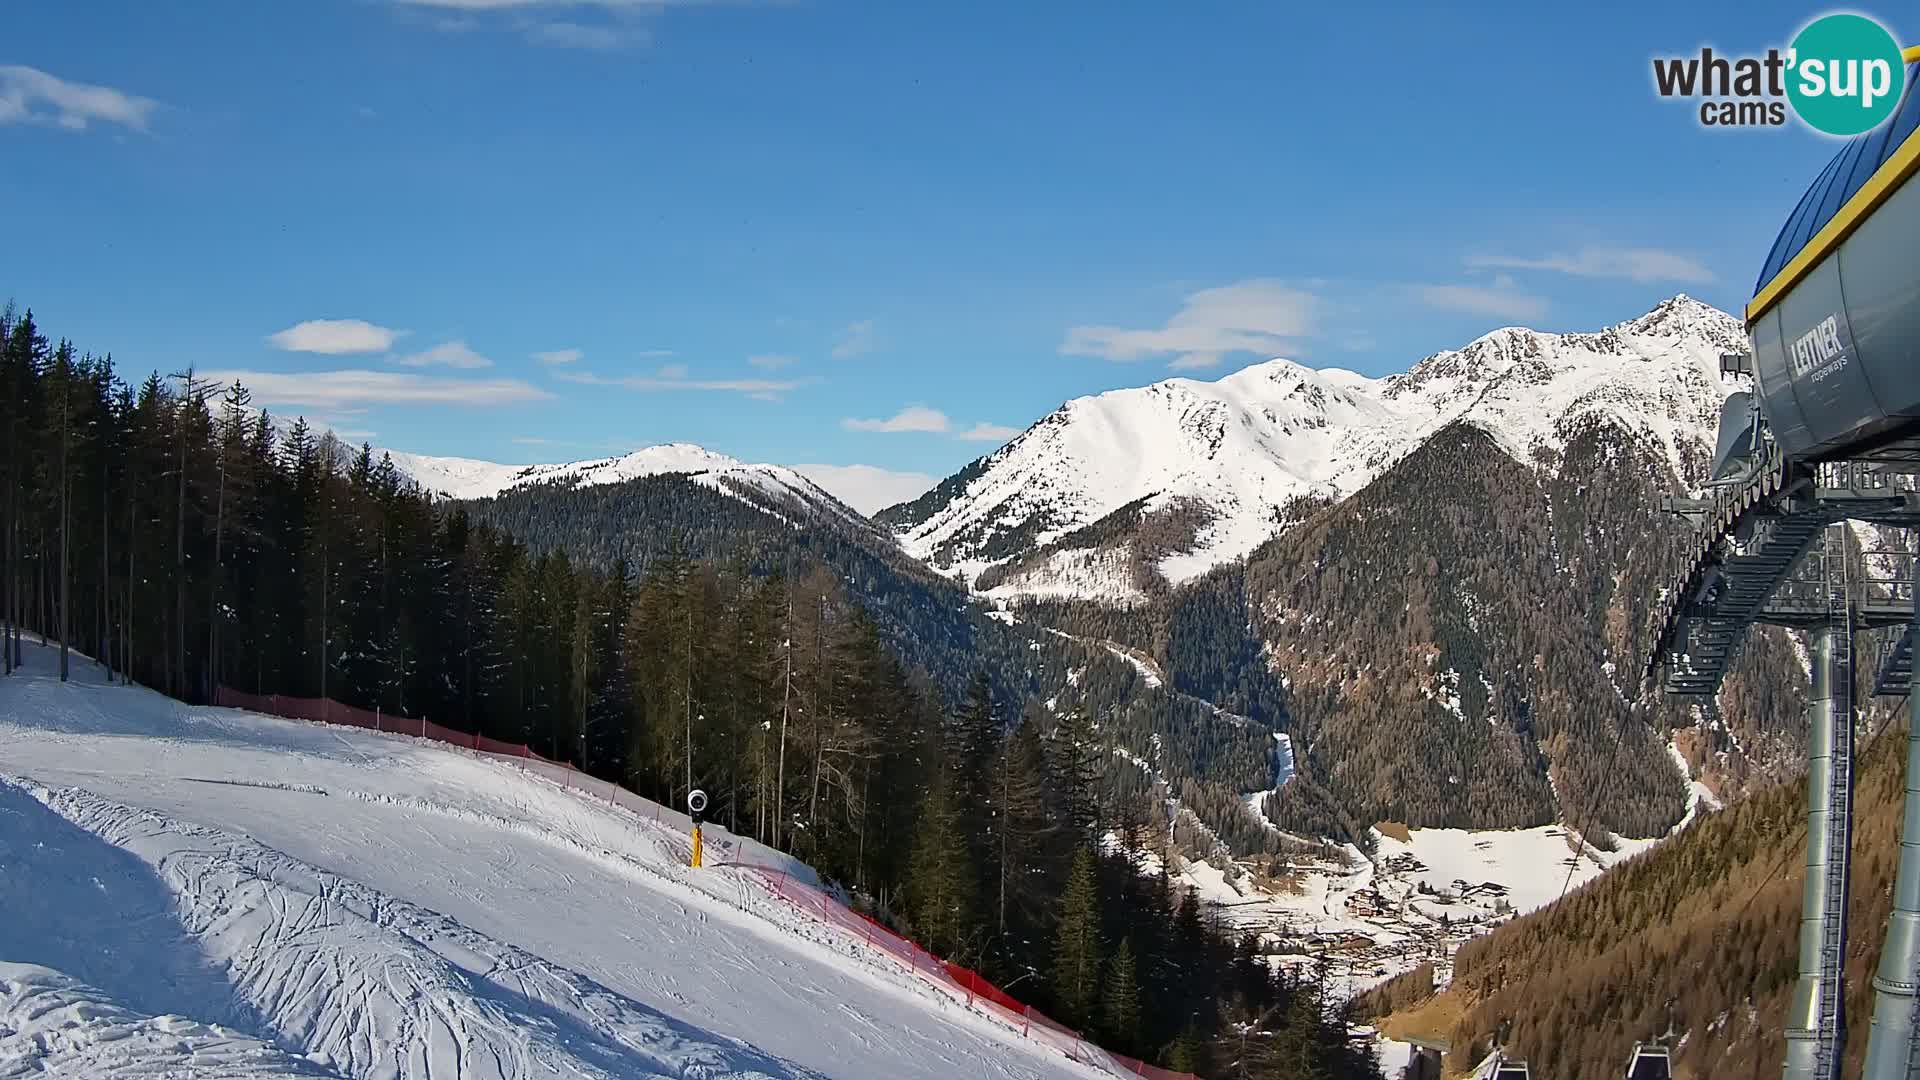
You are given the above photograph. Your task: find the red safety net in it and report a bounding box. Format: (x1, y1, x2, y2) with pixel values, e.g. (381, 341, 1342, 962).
(212, 685, 1196, 1079)
(423, 717, 470, 746)
(740, 866, 1196, 1079)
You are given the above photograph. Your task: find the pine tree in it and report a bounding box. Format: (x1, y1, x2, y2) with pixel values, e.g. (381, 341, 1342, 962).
(48, 341, 77, 681)
(1102, 935, 1141, 1054)
(950, 672, 998, 842)
(1053, 846, 1103, 1029)
(1167, 1021, 1204, 1073)
(988, 705, 1060, 976)
(1174, 884, 1206, 1005)
(1262, 984, 1334, 1080)
(1050, 707, 1103, 843)
(906, 772, 974, 958)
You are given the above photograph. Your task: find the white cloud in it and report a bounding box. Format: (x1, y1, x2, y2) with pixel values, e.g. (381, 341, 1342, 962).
(1412, 274, 1549, 322)
(958, 422, 1020, 443)
(1466, 247, 1715, 285)
(293, 414, 380, 443)
(832, 319, 877, 359)
(553, 369, 808, 399)
(748, 353, 796, 370)
(1062, 279, 1320, 370)
(533, 348, 582, 366)
(1168, 354, 1223, 372)
(527, 20, 640, 49)
(398, 0, 650, 7)
(842, 406, 950, 434)
(198, 369, 552, 410)
(0, 66, 159, 133)
(394, 341, 492, 368)
(268, 319, 405, 355)
(790, 464, 937, 516)
(511, 435, 612, 452)
(393, 0, 684, 50)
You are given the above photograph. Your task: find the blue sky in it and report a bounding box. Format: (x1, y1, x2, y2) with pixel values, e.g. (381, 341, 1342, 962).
(2, 1, 1901, 511)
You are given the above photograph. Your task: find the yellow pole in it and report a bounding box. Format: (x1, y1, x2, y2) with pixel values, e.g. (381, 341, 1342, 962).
(691, 824, 703, 868)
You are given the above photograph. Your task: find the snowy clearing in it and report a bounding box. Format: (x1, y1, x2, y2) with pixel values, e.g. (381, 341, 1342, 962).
(0, 644, 1112, 1080)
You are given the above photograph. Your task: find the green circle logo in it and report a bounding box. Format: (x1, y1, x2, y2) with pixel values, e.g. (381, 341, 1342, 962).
(1787, 14, 1907, 136)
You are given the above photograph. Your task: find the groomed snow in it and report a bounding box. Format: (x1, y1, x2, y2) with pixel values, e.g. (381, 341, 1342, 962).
(0, 644, 1113, 1080)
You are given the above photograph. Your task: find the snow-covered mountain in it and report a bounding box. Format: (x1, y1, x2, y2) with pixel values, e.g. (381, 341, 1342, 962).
(883, 295, 1746, 603)
(383, 441, 865, 525)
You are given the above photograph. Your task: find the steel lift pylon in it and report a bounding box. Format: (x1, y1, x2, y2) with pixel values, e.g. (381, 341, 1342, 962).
(1653, 451, 1920, 1080)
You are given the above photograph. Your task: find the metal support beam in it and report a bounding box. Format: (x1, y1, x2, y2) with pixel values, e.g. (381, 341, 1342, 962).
(1784, 615, 1854, 1080)
(1863, 539, 1920, 1079)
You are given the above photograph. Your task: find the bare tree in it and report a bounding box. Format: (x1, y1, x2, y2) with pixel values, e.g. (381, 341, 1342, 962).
(208, 380, 251, 696)
(774, 577, 793, 850)
(52, 343, 73, 681)
(170, 368, 209, 698)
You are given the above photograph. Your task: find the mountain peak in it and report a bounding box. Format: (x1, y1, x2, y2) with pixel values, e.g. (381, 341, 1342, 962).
(1623, 293, 1743, 344)
(590, 442, 749, 474)
(380, 440, 857, 518)
(890, 297, 1744, 602)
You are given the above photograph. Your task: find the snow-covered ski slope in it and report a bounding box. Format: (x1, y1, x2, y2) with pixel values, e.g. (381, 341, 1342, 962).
(0, 645, 1113, 1080)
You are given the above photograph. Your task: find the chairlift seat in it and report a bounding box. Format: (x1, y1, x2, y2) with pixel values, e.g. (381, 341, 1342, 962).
(1625, 1043, 1672, 1080)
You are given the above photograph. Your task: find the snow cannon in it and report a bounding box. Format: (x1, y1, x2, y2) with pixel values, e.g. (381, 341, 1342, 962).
(687, 788, 708, 868)
(1746, 60, 1920, 465)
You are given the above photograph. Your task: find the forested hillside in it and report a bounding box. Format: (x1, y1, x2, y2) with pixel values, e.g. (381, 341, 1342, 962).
(1362, 699, 1909, 1080)
(0, 304, 1378, 1079)
(461, 473, 1296, 858)
(1012, 413, 1808, 844)
(1240, 414, 1812, 839)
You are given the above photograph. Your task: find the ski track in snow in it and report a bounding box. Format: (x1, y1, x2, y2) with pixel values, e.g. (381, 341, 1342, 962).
(0, 962, 338, 1079)
(0, 647, 1112, 1080)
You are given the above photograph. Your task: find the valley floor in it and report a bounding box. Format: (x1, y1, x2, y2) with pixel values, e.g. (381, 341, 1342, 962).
(1158, 745, 1720, 1012)
(0, 642, 1112, 1080)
